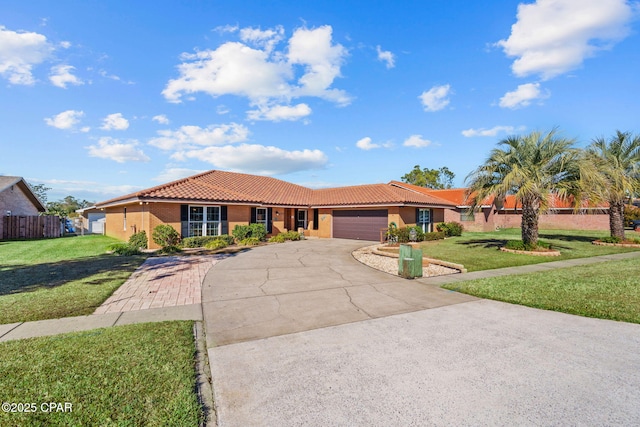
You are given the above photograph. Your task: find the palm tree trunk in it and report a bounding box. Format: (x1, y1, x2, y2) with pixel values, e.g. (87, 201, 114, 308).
(609, 200, 625, 239)
(521, 198, 539, 247)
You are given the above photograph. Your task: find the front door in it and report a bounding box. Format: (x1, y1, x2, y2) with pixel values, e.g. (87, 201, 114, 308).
(297, 210, 307, 230)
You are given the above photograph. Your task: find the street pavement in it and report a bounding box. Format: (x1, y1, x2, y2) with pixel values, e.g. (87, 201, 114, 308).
(204, 240, 640, 426)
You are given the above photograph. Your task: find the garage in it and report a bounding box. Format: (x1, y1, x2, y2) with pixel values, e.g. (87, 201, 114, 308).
(333, 209, 388, 241)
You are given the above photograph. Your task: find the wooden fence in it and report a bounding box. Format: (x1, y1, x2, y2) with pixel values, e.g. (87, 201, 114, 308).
(2, 215, 62, 240)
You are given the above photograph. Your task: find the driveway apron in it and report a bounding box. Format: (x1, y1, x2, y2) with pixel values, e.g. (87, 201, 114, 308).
(201, 239, 476, 347)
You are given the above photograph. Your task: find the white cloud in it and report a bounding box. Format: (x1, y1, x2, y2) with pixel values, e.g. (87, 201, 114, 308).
(247, 103, 311, 121)
(148, 123, 249, 151)
(59, 41, 71, 49)
(496, 0, 634, 79)
(462, 125, 525, 137)
(288, 26, 350, 104)
(44, 110, 88, 131)
(32, 177, 141, 198)
(162, 25, 351, 117)
(153, 167, 206, 182)
(152, 114, 170, 125)
(214, 24, 239, 34)
(239, 25, 284, 53)
(419, 84, 451, 112)
(176, 143, 328, 176)
(86, 137, 150, 163)
(403, 134, 432, 148)
(376, 45, 395, 69)
(355, 137, 394, 151)
(499, 82, 549, 109)
(217, 105, 230, 115)
(101, 113, 130, 131)
(49, 64, 83, 88)
(356, 137, 377, 150)
(0, 25, 53, 85)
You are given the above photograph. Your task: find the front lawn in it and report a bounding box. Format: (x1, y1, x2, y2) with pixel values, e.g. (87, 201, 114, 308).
(0, 235, 145, 323)
(419, 228, 640, 271)
(0, 321, 202, 426)
(443, 257, 640, 324)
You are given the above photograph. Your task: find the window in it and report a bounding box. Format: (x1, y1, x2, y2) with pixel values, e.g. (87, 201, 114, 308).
(187, 206, 220, 237)
(418, 209, 431, 233)
(255, 208, 268, 228)
(297, 210, 307, 230)
(460, 211, 475, 222)
(123, 207, 127, 231)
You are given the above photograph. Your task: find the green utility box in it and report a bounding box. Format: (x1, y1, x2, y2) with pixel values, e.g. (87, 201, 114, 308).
(398, 244, 423, 279)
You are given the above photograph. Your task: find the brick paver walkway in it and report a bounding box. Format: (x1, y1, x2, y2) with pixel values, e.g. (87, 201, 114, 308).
(94, 254, 226, 314)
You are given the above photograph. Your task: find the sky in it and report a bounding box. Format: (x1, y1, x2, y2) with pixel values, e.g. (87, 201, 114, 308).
(1, 0, 639, 203)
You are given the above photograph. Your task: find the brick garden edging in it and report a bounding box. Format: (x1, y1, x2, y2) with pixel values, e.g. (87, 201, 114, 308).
(373, 246, 467, 273)
(592, 241, 640, 248)
(499, 247, 561, 256)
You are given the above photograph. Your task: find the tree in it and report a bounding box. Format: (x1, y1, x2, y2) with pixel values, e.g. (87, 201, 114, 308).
(465, 129, 583, 247)
(586, 130, 640, 239)
(46, 196, 94, 218)
(401, 165, 455, 189)
(27, 183, 51, 205)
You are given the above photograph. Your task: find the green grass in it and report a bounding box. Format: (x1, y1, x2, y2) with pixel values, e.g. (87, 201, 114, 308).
(0, 235, 146, 323)
(0, 321, 202, 426)
(419, 228, 640, 271)
(443, 258, 640, 324)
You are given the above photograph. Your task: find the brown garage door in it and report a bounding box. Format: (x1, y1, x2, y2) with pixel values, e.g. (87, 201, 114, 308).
(333, 209, 388, 241)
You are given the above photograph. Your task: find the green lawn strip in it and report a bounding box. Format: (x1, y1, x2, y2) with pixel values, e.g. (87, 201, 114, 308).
(419, 228, 640, 271)
(0, 235, 146, 323)
(0, 321, 202, 426)
(443, 258, 640, 324)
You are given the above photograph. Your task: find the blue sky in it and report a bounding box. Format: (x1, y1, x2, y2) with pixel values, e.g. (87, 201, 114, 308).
(1, 0, 639, 203)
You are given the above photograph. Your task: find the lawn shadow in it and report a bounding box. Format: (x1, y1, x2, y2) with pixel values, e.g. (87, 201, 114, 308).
(0, 255, 146, 296)
(539, 233, 598, 243)
(456, 239, 508, 249)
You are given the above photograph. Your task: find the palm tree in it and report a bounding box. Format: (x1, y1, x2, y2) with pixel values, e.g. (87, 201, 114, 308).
(465, 129, 583, 248)
(586, 130, 640, 240)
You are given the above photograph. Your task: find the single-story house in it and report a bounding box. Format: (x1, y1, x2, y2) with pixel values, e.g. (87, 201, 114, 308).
(75, 206, 106, 235)
(0, 176, 47, 238)
(95, 170, 610, 248)
(95, 170, 456, 249)
(390, 181, 609, 232)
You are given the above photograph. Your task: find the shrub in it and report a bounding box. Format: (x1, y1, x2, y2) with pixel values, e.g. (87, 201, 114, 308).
(216, 234, 235, 245)
(249, 223, 267, 241)
(624, 204, 640, 227)
(269, 234, 286, 243)
(238, 237, 261, 246)
(157, 245, 182, 255)
(204, 239, 228, 250)
(152, 225, 180, 248)
(282, 231, 301, 241)
(181, 236, 218, 248)
(600, 236, 623, 244)
(396, 226, 425, 243)
(423, 231, 446, 241)
(108, 243, 141, 256)
(232, 225, 251, 241)
(436, 222, 464, 237)
(128, 231, 148, 250)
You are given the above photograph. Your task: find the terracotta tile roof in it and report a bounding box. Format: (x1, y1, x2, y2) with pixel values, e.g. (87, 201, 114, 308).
(312, 183, 456, 207)
(96, 171, 456, 208)
(96, 170, 313, 207)
(389, 181, 607, 210)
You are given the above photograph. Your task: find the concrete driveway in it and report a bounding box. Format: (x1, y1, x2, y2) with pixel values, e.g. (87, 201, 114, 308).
(201, 239, 475, 346)
(203, 239, 640, 426)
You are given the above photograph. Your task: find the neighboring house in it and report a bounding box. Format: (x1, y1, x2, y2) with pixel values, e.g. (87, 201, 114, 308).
(75, 206, 106, 235)
(95, 170, 456, 249)
(0, 176, 47, 238)
(391, 181, 609, 232)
